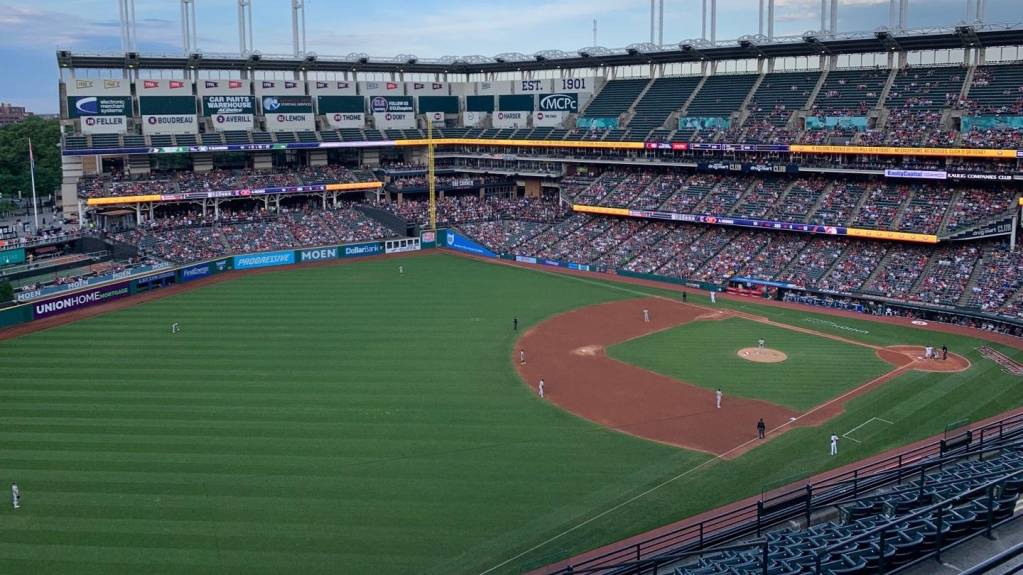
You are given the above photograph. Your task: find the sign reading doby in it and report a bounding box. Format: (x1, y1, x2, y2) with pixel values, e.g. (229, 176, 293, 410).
(262, 95, 315, 131)
(373, 112, 415, 129)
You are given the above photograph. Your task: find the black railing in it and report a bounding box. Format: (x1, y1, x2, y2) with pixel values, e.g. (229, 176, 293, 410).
(547, 412, 1023, 574)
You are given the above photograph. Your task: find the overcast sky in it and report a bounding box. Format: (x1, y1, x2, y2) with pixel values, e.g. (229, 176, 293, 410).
(1, 0, 1018, 113)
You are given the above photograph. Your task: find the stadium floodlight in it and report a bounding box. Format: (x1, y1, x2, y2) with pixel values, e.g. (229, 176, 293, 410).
(955, 25, 981, 47)
(874, 28, 901, 51)
(802, 31, 831, 54)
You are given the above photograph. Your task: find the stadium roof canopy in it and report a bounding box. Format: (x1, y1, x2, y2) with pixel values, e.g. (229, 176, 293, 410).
(58, 23, 1023, 75)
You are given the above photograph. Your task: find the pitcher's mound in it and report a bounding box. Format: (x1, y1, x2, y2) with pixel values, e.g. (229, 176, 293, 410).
(737, 347, 787, 363)
(572, 345, 602, 356)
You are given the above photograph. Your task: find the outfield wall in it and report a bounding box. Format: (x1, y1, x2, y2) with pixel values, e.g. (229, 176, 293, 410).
(0, 237, 426, 334)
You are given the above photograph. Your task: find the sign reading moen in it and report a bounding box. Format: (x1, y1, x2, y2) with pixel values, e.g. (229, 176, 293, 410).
(262, 95, 314, 132)
(202, 95, 255, 131)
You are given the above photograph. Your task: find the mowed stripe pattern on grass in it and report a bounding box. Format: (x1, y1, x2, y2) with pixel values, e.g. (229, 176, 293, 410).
(608, 317, 892, 411)
(0, 254, 692, 575)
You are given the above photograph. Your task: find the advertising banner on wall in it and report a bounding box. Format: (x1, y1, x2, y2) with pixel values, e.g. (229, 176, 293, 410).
(66, 78, 130, 96)
(477, 81, 513, 95)
(142, 114, 198, 135)
(317, 95, 364, 114)
(805, 116, 868, 131)
(178, 259, 229, 283)
(576, 116, 619, 129)
(81, 115, 128, 134)
(961, 115, 1023, 132)
(198, 79, 251, 96)
(66, 96, 132, 118)
(493, 110, 530, 128)
(202, 95, 255, 131)
(233, 250, 296, 270)
(373, 112, 415, 129)
(538, 93, 579, 112)
(532, 111, 565, 127)
(32, 282, 132, 320)
(679, 116, 731, 130)
(262, 95, 315, 131)
(444, 230, 496, 257)
(425, 111, 445, 126)
(0, 248, 26, 265)
(369, 96, 414, 114)
(359, 81, 404, 96)
(553, 77, 596, 93)
(340, 242, 383, 258)
(298, 247, 339, 262)
(463, 111, 488, 127)
(136, 79, 192, 96)
(325, 112, 366, 128)
(255, 80, 304, 97)
(309, 80, 357, 96)
(406, 81, 448, 95)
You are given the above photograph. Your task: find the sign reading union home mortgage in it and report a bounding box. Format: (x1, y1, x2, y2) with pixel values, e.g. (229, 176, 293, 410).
(32, 282, 132, 320)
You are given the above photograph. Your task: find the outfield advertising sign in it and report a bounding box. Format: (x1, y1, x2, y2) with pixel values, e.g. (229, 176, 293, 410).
(533, 111, 566, 127)
(341, 242, 383, 258)
(805, 116, 868, 131)
(66, 96, 132, 118)
(262, 95, 315, 131)
(463, 111, 487, 127)
(81, 115, 127, 134)
(679, 116, 731, 130)
(538, 93, 578, 112)
(576, 117, 618, 129)
(493, 111, 529, 128)
(373, 112, 415, 129)
(233, 250, 295, 270)
(142, 114, 198, 135)
(203, 95, 255, 131)
(0, 248, 26, 266)
(444, 230, 496, 257)
(178, 258, 228, 282)
(32, 282, 131, 320)
(326, 113, 365, 129)
(298, 247, 339, 262)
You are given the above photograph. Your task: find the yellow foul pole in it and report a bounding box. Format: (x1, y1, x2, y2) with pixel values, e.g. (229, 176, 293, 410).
(427, 115, 436, 231)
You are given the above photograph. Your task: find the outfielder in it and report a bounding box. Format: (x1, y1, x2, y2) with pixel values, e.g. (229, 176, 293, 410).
(710, 291, 717, 304)
(830, 433, 839, 456)
(399, 265, 404, 274)
(11, 483, 20, 510)
(170, 322, 181, 334)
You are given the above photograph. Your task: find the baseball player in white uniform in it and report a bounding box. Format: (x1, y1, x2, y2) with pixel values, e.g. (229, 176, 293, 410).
(520, 349, 526, 365)
(11, 483, 20, 510)
(715, 388, 722, 409)
(710, 291, 717, 304)
(830, 433, 839, 456)
(538, 378, 545, 398)
(171, 322, 180, 334)
(758, 338, 765, 349)
(642, 309, 650, 322)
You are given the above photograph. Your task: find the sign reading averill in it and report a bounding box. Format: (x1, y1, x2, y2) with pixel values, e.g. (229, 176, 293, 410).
(202, 95, 255, 131)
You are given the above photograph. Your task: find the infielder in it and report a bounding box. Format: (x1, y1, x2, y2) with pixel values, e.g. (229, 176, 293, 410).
(710, 291, 717, 304)
(642, 309, 650, 323)
(757, 338, 765, 349)
(830, 433, 839, 456)
(538, 378, 545, 398)
(715, 388, 722, 409)
(11, 483, 19, 510)
(756, 418, 766, 439)
(520, 349, 526, 365)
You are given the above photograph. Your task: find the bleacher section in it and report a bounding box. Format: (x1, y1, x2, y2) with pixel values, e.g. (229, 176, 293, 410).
(628, 76, 702, 141)
(580, 78, 649, 122)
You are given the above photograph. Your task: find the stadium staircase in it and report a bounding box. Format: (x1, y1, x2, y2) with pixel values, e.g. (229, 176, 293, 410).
(801, 67, 832, 114)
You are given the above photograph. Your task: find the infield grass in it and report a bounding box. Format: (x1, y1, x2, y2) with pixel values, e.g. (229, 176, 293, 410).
(1, 252, 1022, 575)
(607, 317, 892, 410)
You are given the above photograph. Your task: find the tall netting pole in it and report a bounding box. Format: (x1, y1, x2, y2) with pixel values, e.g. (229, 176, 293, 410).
(427, 116, 437, 232)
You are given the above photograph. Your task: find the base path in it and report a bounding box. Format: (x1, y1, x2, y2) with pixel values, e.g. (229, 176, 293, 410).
(516, 298, 798, 455)
(517, 297, 972, 456)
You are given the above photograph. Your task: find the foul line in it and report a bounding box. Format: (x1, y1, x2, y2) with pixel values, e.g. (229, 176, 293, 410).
(843, 417, 895, 444)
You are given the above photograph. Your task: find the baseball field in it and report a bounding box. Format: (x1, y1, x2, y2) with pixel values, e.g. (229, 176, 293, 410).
(1, 251, 1022, 574)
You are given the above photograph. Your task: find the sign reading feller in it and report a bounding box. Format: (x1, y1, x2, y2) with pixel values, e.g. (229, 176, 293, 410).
(233, 250, 296, 270)
(81, 115, 127, 135)
(262, 95, 315, 132)
(33, 282, 131, 320)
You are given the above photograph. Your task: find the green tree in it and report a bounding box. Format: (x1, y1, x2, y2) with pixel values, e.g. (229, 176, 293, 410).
(0, 280, 13, 304)
(0, 116, 61, 202)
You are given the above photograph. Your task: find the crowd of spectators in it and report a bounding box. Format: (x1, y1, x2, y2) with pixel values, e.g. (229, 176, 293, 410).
(78, 165, 374, 199)
(377, 194, 567, 227)
(113, 205, 393, 264)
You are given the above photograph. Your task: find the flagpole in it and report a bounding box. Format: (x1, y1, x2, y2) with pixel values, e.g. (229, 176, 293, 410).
(28, 138, 39, 232)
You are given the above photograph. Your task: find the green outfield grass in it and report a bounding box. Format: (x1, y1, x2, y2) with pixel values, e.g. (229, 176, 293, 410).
(1, 252, 1022, 575)
(608, 317, 892, 410)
